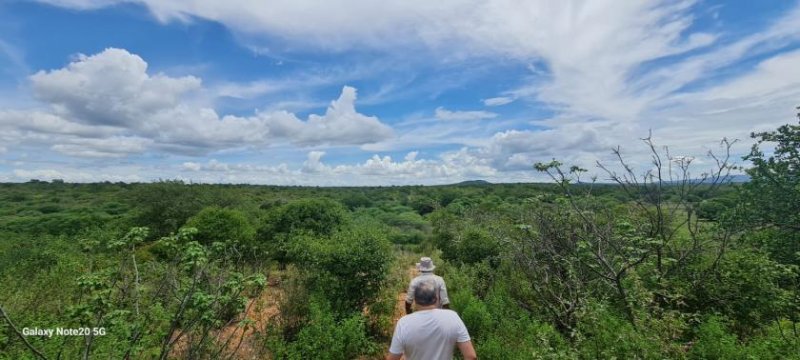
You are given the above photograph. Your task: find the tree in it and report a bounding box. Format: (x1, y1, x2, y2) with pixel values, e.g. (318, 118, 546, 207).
(185, 206, 255, 248)
(130, 181, 203, 237)
(256, 198, 349, 263)
(533, 134, 736, 328)
(736, 109, 800, 266)
(286, 222, 392, 315)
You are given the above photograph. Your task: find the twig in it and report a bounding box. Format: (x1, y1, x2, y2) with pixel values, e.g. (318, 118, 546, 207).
(0, 305, 50, 360)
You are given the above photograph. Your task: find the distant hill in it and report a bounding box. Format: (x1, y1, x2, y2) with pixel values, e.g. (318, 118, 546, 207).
(454, 180, 492, 186)
(661, 174, 750, 185)
(727, 174, 751, 183)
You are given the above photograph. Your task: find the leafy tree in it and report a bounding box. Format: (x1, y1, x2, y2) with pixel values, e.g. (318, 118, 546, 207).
(261, 198, 348, 236)
(341, 191, 373, 210)
(736, 111, 800, 266)
(130, 180, 203, 237)
(286, 222, 392, 315)
(257, 198, 349, 263)
(185, 206, 256, 247)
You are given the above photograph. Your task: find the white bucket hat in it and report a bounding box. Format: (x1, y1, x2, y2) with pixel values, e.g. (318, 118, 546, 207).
(416, 257, 435, 272)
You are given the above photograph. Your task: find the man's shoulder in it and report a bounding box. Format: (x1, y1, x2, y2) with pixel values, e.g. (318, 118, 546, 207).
(415, 273, 445, 281)
(434, 309, 460, 318)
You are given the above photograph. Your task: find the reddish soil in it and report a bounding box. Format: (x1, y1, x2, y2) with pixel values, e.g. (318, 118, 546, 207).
(169, 277, 281, 359)
(385, 266, 418, 360)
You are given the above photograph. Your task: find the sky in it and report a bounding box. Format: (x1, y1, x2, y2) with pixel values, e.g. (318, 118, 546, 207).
(0, 0, 799, 185)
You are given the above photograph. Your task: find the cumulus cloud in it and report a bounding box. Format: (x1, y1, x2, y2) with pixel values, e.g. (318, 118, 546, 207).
(30, 48, 202, 127)
(12, 168, 144, 182)
(51, 137, 153, 158)
(1, 48, 393, 157)
(434, 107, 497, 121)
(171, 150, 500, 185)
(302, 151, 328, 173)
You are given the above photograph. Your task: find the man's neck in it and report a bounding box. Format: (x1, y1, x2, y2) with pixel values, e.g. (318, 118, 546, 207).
(415, 304, 438, 311)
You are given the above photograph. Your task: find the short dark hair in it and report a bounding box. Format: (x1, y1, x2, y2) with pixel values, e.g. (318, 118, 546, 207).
(413, 280, 438, 306)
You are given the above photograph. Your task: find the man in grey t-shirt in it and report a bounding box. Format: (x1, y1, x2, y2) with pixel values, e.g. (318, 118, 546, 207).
(387, 280, 477, 360)
(405, 257, 449, 314)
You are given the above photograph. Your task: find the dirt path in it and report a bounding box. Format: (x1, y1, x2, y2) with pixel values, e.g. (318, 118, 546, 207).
(391, 266, 418, 327)
(170, 275, 281, 359)
(216, 284, 281, 359)
(383, 265, 418, 360)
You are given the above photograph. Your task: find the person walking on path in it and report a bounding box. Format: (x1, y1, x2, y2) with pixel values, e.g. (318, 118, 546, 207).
(387, 280, 477, 360)
(405, 257, 449, 314)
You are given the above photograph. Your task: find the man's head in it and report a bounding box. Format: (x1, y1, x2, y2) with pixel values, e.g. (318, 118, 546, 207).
(413, 279, 439, 307)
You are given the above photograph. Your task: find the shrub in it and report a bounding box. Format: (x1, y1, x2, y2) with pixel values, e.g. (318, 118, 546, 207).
(130, 181, 203, 237)
(257, 198, 350, 262)
(264, 198, 349, 236)
(185, 206, 256, 246)
(456, 228, 500, 265)
(287, 222, 392, 315)
(267, 297, 379, 359)
(689, 316, 739, 360)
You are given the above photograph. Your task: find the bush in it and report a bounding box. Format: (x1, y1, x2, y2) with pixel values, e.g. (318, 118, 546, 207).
(257, 198, 350, 263)
(185, 206, 256, 246)
(575, 302, 665, 359)
(130, 181, 203, 237)
(267, 297, 379, 359)
(287, 222, 392, 315)
(689, 316, 740, 360)
(341, 192, 373, 210)
(263, 198, 349, 237)
(456, 228, 500, 265)
(689, 249, 797, 334)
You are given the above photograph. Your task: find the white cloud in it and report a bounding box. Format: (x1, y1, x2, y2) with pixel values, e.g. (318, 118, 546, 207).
(31, 48, 202, 127)
(12, 168, 144, 182)
(181, 162, 202, 171)
(165, 150, 502, 185)
(214, 80, 279, 99)
(51, 136, 152, 157)
(482, 96, 514, 106)
(1, 48, 393, 157)
(435, 107, 498, 121)
(302, 151, 327, 173)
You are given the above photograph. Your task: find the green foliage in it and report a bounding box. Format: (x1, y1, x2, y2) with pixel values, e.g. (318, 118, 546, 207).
(258, 198, 350, 262)
(575, 302, 671, 359)
(340, 191, 373, 210)
(736, 118, 800, 267)
(185, 206, 256, 248)
(130, 180, 204, 237)
(287, 222, 392, 314)
(267, 297, 379, 360)
(444, 261, 575, 359)
(455, 227, 501, 264)
(689, 316, 740, 360)
(264, 198, 349, 236)
(689, 249, 798, 333)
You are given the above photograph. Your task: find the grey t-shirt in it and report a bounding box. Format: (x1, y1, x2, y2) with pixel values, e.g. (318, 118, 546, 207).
(406, 273, 450, 306)
(389, 309, 471, 360)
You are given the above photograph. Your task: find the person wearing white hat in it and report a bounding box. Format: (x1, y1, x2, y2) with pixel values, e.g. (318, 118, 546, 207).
(405, 257, 450, 315)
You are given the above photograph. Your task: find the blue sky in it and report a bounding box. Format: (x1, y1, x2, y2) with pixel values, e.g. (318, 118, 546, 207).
(1, 0, 799, 185)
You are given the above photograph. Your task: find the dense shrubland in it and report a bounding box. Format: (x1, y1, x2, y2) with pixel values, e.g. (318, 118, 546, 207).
(1, 118, 799, 359)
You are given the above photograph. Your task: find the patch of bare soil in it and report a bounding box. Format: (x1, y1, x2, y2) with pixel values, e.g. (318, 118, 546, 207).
(170, 276, 281, 359)
(383, 266, 418, 360)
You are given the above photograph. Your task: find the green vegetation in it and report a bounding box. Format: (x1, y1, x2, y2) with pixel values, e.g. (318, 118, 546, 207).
(1, 118, 799, 359)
